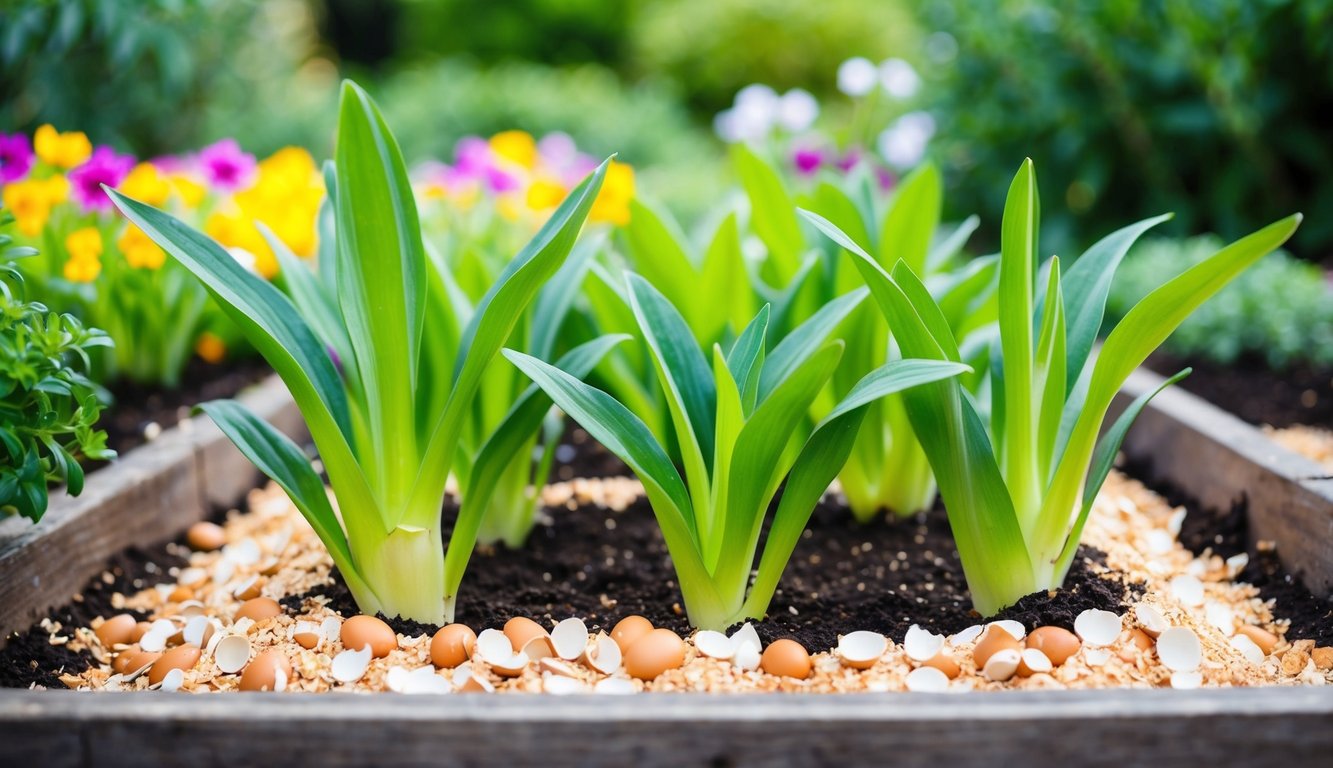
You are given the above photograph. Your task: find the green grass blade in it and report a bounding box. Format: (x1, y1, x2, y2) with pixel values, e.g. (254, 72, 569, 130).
(1034, 260, 1065, 486)
(997, 159, 1040, 526)
(726, 304, 769, 414)
(707, 345, 746, 571)
(821, 359, 972, 424)
(699, 213, 753, 341)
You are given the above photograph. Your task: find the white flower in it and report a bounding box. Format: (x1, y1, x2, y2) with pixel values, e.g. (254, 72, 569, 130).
(837, 57, 879, 97)
(878, 111, 936, 169)
(777, 89, 819, 132)
(715, 84, 781, 143)
(879, 58, 921, 100)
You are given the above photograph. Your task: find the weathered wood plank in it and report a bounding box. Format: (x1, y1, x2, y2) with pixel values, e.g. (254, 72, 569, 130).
(0, 688, 1329, 767)
(1112, 368, 1333, 597)
(0, 375, 304, 645)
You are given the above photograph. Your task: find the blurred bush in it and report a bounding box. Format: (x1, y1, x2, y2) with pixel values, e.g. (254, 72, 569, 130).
(918, 0, 1333, 260)
(1105, 236, 1333, 370)
(628, 0, 918, 115)
(391, 0, 628, 68)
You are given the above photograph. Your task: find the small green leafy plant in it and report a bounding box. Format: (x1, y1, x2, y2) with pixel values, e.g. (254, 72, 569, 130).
(1, 213, 114, 521)
(107, 81, 611, 624)
(506, 274, 966, 630)
(804, 159, 1301, 616)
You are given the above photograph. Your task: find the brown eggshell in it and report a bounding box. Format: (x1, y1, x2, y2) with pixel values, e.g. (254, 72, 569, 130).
(973, 625, 1023, 668)
(503, 616, 548, 652)
(610, 615, 654, 653)
(95, 614, 138, 648)
(185, 521, 226, 551)
(624, 628, 686, 681)
(131, 622, 152, 643)
(430, 624, 477, 668)
(240, 649, 292, 692)
(921, 650, 961, 679)
(235, 577, 264, 601)
(149, 644, 201, 685)
(1025, 626, 1081, 667)
(1236, 624, 1278, 656)
(168, 586, 193, 603)
(760, 639, 812, 680)
(341, 615, 397, 658)
(1129, 628, 1154, 651)
(113, 647, 160, 675)
(234, 597, 283, 623)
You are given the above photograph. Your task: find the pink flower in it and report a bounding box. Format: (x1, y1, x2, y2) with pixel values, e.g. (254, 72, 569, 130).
(0, 133, 34, 183)
(792, 147, 826, 176)
(69, 147, 135, 211)
(197, 138, 256, 191)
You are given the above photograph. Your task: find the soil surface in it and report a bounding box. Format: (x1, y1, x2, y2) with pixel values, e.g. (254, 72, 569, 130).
(297, 495, 1135, 652)
(1146, 350, 1333, 429)
(99, 357, 272, 456)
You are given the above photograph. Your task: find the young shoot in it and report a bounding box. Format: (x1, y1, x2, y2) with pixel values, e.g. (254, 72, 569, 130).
(803, 158, 1301, 616)
(107, 81, 613, 624)
(506, 274, 967, 630)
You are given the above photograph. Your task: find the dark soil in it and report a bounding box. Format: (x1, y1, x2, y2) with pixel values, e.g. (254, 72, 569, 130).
(296, 494, 1137, 652)
(1146, 350, 1333, 429)
(100, 357, 272, 456)
(0, 546, 189, 689)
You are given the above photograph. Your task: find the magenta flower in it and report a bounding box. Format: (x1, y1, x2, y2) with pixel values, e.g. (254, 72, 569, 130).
(68, 147, 135, 211)
(197, 139, 256, 191)
(836, 149, 862, 173)
(484, 165, 520, 194)
(792, 147, 825, 176)
(454, 136, 492, 177)
(0, 133, 34, 183)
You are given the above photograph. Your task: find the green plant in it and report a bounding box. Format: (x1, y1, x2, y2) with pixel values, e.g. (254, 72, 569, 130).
(1106, 236, 1333, 370)
(803, 158, 1301, 615)
(107, 81, 612, 624)
(506, 274, 967, 630)
(0, 212, 114, 521)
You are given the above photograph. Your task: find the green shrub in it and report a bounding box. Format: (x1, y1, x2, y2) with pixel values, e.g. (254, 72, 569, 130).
(1106, 236, 1333, 370)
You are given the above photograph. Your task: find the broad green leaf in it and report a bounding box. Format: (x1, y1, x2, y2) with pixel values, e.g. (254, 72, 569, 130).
(410, 159, 609, 524)
(622, 199, 700, 331)
(530, 233, 601, 360)
(890, 261, 963, 362)
(759, 285, 867, 401)
(1036, 214, 1302, 563)
(1060, 214, 1172, 394)
(699, 213, 752, 340)
(997, 159, 1040, 526)
(706, 345, 745, 570)
(733, 144, 802, 282)
(335, 81, 426, 507)
(1033, 260, 1065, 486)
(725, 304, 769, 414)
(820, 359, 973, 424)
(879, 162, 941, 274)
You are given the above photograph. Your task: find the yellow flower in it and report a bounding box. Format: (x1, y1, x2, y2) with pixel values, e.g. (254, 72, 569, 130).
(589, 160, 635, 226)
(63, 227, 103, 283)
(490, 131, 537, 169)
(118, 163, 171, 206)
(66, 227, 103, 262)
(526, 178, 567, 211)
(34, 124, 92, 169)
(169, 174, 207, 208)
(204, 211, 278, 278)
(3, 178, 57, 236)
(43, 174, 70, 205)
(195, 332, 227, 364)
(117, 224, 166, 269)
(232, 147, 322, 260)
(496, 195, 525, 222)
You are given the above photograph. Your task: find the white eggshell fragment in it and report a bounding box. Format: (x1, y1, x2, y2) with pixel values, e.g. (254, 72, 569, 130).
(838, 631, 888, 669)
(949, 625, 983, 646)
(729, 623, 762, 654)
(989, 620, 1026, 642)
(138, 619, 177, 653)
(1169, 575, 1205, 607)
(539, 658, 579, 678)
(982, 648, 1021, 682)
(331, 646, 373, 683)
(1157, 627, 1202, 672)
(542, 675, 585, 695)
(1135, 604, 1168, 637)
(402, 666, 450, 695)
(214, 634, 252, 674)
(1082, 648, 1112, 667)
(1020, 648, 1053, 674)
(588, 633, 622, 675)
(693, 630, 735, 660)
(732, 642, 761, 672)
(550, 618, 589, 661)
(182, 615, 214, 647)
(1205, 602, 1235, 635)
(1230, 634, 1265, 665)
(158, 667, 184, 692)
(594, 677, 637, 695)
(905, 665, 950, 693)
(475, 628, 515, 664)
(1074, 609, 1122, 647)
(903, 625, 945, 663)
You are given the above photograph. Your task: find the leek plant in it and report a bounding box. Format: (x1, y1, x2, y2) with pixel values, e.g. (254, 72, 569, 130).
(506, 274, 967, 630)
(731, 146, 994, 520)
(803, 159, 1302, 616)
(106, 81, 614, 624)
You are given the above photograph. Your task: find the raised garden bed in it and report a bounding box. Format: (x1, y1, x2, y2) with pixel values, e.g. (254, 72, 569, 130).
(1, 369, 1330, 766)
